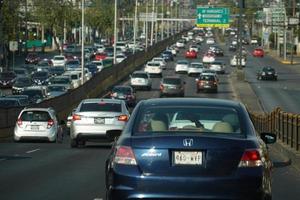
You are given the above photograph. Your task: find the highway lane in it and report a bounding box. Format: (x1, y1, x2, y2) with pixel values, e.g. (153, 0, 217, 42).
(0, 38, 300, 200)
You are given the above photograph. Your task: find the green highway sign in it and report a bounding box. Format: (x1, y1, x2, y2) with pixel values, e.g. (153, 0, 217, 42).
(197, 7, 230, 28)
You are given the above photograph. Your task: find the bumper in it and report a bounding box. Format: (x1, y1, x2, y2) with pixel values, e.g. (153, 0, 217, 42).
(70, 124, 124, 139)
(14, 128, 56, 142)
(108, 168, 266, 200)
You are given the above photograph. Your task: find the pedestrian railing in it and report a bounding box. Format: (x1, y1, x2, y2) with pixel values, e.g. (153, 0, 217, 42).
(250, 108, 300, 151)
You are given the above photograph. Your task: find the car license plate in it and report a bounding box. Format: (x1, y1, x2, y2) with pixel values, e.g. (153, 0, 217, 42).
(31, 125, 39, 130)
(173, 151, 202, 165)
(204, 85, 211, 88)
(94, 117, 105, 124)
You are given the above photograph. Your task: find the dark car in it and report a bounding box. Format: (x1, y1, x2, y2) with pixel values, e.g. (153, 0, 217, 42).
(5, 95, 30, 106)
(0, 71, 17, 88)
(25, 53, 40, 64)
(14, 68, 29, 77)
(65, 59, 80, 71)
(229, 44, 237, 51)
(160, 76, 185, 97)
(12, 77, 32, 94)
(85, 63, 98, 76)
(31, 71, 50, 85)
(49, 66, 65, 76)
(161, 50, 174, 61)
(110, 85, 136, 107)
(0, 97, 22, 108)
(20, 87, 47, 104)
(257, 67, 278, 81)
(196, 73, 218, 93)
(105, 98, 276, 200)
(37, 59, 53, 67)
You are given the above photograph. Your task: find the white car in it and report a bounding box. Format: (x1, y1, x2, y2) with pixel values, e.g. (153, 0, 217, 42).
(202, 53, 215, 63)
(175, 60, 189, 73)
(63, 71, 82, 88)
(250, 38, 259, 45)
(91, 60, 104, 71)
(73, 68, 93, 81)
(130, 71, 152, 90)
(230, 55, 246, 67)
(188, 62, 205, 76)
(195, 36, 204, 42)
(189, 45, 199, 53)
(116, 54, 127, 63)
(209, 61, 226, 74)
(176, 40, 185, 48)
(52, 55, 66, 67)
(182, 35, 190, 42)
(95, 44, 105, 53)
(206, 38, 215, 45)
(14, 107, 62, 142)
(115, 41, 128, 52)
(152, 57, 167, 69)
(144, 62, 162, 77)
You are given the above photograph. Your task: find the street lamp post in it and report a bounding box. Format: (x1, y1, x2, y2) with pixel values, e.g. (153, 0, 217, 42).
(133, 0, 138, 54)
(145, 1, 149, 49)
(150, 0, 155, 46)
(113, 0, 117, 64)
(81, 0, 85, 85)
(161, 0, 164, 41)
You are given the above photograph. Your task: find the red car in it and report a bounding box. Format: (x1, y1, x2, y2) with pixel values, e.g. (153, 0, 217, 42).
(185, 50, 197, 59)
(25, 53, 41, 64)
(95, 52, 107, 61)
(252, 48, 264, 57)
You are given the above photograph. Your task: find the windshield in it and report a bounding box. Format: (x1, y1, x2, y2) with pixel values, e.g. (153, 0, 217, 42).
(112, 87, 131, 94)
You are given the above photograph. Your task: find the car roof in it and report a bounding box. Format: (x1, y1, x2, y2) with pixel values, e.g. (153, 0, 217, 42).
(162, 76, 181, 79)
(21, 107, 54, 112)
(81, 98, 123, 104)
(140, 98, 241, 108)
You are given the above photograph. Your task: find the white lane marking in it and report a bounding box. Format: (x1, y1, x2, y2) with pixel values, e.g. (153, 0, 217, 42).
(93, 198, 103, 200)
(26, 149, 40, 154)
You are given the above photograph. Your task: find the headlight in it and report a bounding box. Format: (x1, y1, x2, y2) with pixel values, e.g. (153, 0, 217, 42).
(262, 72, 266, 75)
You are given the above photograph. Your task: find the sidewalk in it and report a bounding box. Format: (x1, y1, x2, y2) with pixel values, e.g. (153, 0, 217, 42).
(267, 49, 300, 67)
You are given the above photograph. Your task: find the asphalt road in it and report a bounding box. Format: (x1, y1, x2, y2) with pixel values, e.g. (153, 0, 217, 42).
(1, 38, 300, 200)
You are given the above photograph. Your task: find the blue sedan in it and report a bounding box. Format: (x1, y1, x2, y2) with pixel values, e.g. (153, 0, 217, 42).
(105, 98, 276, 200)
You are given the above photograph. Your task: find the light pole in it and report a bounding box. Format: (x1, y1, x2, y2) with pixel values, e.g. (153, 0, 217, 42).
(113, 0, 117, 64)
(150, 0, 155, 46)
(81, 0, 85, 85)
(145, 1, 149, 49)
(161, 0, 164, 41)
(133, 0, 138, 54)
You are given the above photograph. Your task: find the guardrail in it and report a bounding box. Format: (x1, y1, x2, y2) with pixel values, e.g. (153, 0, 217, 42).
(250, 108, 300, 151)
(0, 31, 185, 138)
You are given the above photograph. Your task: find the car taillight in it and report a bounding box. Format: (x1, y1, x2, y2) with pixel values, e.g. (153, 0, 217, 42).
(114, 146, 137, 165)
(160, 84, 164, 91)
(238, 149, 262, 167)
(47, 119, 54, 129)
(17, 118, 23, 127)
(118, 115, 128, 122)
(72, 114, 81, 121)
(199, 80, 204, 85)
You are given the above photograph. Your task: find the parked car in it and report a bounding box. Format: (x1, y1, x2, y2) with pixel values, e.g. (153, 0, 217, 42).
(175, 59, 189, 73)
(160, 76, 185, 97)
(196, 73, 218, 93)
(257, 67, 278, 81)
(188, 62, 205, 76)
(25, 53, 40, 64)
(110, 85, 136, 107)
(0, 71, 17, 88)
(252, 48, 264, 57)
(12, 77, 32, 94)
(105, 98, 276, 200)
(130, 71, 152, 90)
(70, 98, 130, 147)
(14, 107, 62, 142)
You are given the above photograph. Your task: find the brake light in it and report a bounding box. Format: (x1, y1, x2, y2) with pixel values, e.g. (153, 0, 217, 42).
(118, 115, 128, 122)
(114, 146, 137, 165)
(238, 149, 262, 167)
(160, 84, 164, 91)
(72, 114, 81, 121)
(47, 119, 54, 129)
(17, 118, 23, 127)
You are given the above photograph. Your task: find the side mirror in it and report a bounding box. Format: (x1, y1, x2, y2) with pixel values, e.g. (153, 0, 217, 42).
(260, 132, 276, 144)
(106, 130, 122, 141)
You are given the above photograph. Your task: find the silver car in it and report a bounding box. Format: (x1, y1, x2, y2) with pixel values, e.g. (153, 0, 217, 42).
(70, 98, 130, 147)
(14, 107, 61, 142)
(130, 71, 152, 90)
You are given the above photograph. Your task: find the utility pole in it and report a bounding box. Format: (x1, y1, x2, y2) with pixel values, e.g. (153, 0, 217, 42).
(0, 0, 3, 72)
(25, 0, 28, 55)
(145, 1, 149, 49)
(133, 0, 138, 53)
(237, 0, 245, 80)
(150, 0, 155, 46)
(155, 3, 158, 43)
(81, 0, 85, 85)
(161, 0, 164, 41)
(113, 0, 117, 64)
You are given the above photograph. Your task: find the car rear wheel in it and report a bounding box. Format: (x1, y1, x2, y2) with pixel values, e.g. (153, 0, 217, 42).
(70, 139, 78, 148)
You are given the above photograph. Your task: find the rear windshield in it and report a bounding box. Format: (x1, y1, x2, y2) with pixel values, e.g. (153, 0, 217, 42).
(147, 62, 160, 67)
(22, 90, 43, 97)
(112, 87, 131, 94)
(163, 78, 181, 85)
(80, 102, 121, 112)
(54, 57, 64, 60)
(200, 75, 215, 81)
(132, 73, 147, 79)
(51, 77, 70, 84)
(134, 106, 241, 136)
(177, 60, 188, 65)
(20, 111, 51, 121)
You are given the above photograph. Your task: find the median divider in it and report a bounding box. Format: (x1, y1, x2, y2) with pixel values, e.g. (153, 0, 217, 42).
(0, 31, 186, 139)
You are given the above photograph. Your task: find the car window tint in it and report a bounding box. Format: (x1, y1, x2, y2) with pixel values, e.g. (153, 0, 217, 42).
(132, 73, 148, 79)
(21, 111, 51, 121)
(80, 102, 121, 112)
(134, 106, 241, 135)
(200, 75, 215, 81)
(112, 87, 131, 94)
(163, 78, 181, 85)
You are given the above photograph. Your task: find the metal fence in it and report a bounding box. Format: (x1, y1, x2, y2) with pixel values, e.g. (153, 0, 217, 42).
(250, 108, 300, 151)
(0, 31, 184, 137)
